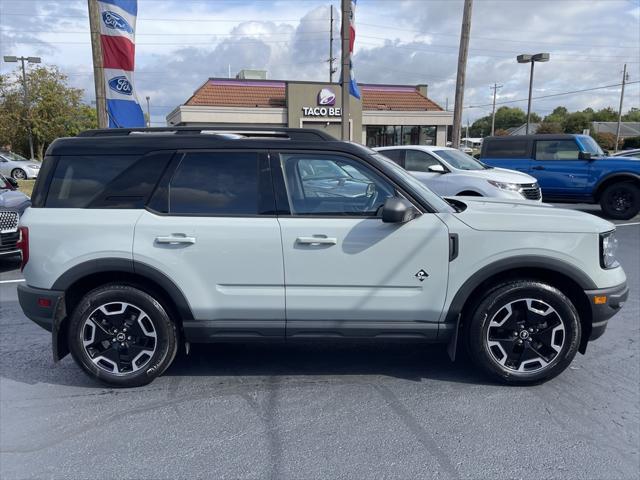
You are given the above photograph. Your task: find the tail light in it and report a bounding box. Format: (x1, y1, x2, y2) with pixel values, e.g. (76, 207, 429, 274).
(16, 226, 29, 271)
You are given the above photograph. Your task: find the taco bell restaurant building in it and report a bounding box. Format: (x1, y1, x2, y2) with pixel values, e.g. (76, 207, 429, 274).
(167, 77, 453, 147)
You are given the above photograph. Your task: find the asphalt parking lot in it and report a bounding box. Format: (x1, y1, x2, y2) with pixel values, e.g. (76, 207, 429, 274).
(1, 206, 638, 479)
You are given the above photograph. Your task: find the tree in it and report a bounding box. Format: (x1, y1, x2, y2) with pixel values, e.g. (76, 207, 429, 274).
(593, 132, 621, 151)
(0, 66, 97, 159)
(536, 122, 564, 134)
(564, 111, 591, 134)
(469, 106, 530, 137)
(622, 108, 640, 122)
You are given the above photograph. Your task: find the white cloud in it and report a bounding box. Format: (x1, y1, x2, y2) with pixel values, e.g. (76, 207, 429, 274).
(1, 0, 638, 126)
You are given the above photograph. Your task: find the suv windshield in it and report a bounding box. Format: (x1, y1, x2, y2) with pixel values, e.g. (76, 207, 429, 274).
(434, 149, 486, 170)
(1, 151, 29, 161)
(577, 136, 605, 156)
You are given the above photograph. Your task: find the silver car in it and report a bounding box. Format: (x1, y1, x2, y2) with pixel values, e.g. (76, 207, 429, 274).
(0, 151, 41, 180)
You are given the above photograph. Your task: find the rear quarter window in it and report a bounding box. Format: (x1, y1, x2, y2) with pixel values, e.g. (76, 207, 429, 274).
(45, 153, 172, 208)
(483, 139, 530, 159)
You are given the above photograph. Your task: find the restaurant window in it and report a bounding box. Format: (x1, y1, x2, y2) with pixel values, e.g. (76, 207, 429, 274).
(366, 125, 437, 147)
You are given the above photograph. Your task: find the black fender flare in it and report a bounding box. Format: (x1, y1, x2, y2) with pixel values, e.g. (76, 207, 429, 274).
(443, 255, 597, 360)
(50, 258, 194, 361)
(593, 172, 640, 199)
(52, 257, 194, 322)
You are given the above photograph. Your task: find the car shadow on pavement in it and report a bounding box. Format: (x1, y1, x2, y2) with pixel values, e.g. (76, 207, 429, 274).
(1, 341, 495, 389)
(160, 341, 493, 386)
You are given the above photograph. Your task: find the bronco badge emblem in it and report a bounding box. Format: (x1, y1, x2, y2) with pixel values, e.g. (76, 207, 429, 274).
(415, 269, 429, 281)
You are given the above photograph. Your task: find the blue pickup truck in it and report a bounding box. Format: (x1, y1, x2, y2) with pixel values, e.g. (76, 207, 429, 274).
(480, 134, 640, 219)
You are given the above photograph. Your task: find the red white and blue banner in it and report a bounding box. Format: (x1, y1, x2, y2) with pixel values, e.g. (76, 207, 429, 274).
(98, 0, 144, 127)
(348, 0, 361, 99)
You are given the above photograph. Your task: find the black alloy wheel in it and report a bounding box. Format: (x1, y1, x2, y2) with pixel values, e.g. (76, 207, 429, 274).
(600, 182, 640, 220)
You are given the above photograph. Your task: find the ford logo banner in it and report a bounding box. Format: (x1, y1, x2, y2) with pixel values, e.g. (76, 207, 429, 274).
(102, 11, 134, 34)
(108, 76, 133, 95)
(317, 88, 336, 106)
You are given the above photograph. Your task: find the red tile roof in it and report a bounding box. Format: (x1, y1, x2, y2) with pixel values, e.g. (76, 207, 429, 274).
(186, 79, 443, 111)
(186, 80, 286, 108)
(361, 85, 443, 111)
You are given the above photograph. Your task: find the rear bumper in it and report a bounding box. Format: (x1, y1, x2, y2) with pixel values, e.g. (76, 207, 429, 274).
(17, 284, 65, 332)
(585, 281, 629, 341)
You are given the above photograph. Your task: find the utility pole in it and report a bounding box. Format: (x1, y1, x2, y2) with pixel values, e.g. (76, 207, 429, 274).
(451, 0, 473, 149)
(88, 0, 108, 128)
(328, 5, 337, 83)
(490, 83, 503, 136)
(340, 0, 351, 141)
(615, 64, 628, 153)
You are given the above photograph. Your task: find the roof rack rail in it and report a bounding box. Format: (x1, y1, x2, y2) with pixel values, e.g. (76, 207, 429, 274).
(77, 126, 335, 141)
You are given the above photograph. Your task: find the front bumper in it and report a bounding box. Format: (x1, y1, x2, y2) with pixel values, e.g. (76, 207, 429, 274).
(584, 281, 629, 340)
(17, 284, 65, 332)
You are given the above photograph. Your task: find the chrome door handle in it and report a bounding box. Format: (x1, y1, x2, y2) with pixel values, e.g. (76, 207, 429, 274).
(155, 235, 196, 245)
(296, 236, 337, 246)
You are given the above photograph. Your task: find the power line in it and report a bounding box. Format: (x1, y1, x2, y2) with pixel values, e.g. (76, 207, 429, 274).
(466, 81, 640, 108)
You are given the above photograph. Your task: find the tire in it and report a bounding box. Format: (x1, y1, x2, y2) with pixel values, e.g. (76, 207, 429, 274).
(68, 284, 178, 387)
(11, 168, 27, 180)
(457, 191, 482, 196)
(600, 182, 640, 220)
(465, 280, 580, 385)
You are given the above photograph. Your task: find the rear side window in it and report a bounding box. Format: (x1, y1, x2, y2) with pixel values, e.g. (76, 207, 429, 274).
(380, 149, 404, 165)
(168, 152, 260, 215)
(484, 139, 530, 158)
(46, 156, 137, 208)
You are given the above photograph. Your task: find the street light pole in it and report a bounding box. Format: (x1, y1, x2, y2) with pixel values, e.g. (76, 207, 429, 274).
(517, 53, 549, 135)
(3, 55, 40, 159)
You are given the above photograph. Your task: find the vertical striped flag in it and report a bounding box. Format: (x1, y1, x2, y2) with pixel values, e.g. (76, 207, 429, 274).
(98, 0, 145, 127)
(348, 0, 361, 99)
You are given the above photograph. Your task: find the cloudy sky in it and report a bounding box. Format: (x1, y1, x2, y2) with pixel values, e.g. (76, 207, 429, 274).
(1, 0, 639, 126)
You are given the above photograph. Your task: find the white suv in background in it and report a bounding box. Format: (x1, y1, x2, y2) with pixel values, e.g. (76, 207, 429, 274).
(375, 145, 542, 202)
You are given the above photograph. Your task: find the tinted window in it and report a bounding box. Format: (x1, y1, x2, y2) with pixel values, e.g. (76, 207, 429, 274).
(380, 149, 404, 165)
(535, 140, 580, 160)
(46, 155, 138, 208)
(169, 152, 260, 215)
(280, 153, 395, 216)
(484, 139, 529, 158)
(405, 150, 440, 172)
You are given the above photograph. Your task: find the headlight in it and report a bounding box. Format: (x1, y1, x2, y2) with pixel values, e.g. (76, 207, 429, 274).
(28, 164, 40, 169)
(487, 180, 521, 192)
(600, 230, 619, 269)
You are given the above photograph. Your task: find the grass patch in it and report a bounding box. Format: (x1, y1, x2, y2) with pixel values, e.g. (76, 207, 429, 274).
(17, 179, 35, 198)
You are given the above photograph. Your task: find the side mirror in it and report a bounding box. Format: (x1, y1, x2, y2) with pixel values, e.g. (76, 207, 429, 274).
(381, 197, 419, 224)
(6, 177, 18, 189)
(578, 151, 592, 161)
(427, 164, 446, 173)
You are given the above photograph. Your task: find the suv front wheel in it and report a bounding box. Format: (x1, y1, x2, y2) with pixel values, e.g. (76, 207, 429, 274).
(68, 284, 178, 387)
(466, 281, 580, 384)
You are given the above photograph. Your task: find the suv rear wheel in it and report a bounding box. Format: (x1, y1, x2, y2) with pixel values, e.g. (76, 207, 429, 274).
(599, 182, 640, 220)
(465, 280, 580, 384)
(68, 284, 178, 387)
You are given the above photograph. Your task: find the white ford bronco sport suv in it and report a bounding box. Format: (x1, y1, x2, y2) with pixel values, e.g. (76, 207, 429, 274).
(17, 127, 628, 387)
